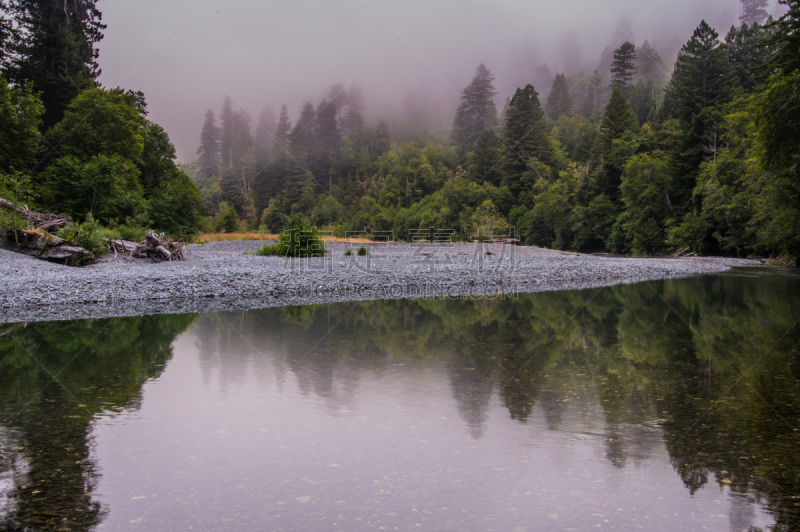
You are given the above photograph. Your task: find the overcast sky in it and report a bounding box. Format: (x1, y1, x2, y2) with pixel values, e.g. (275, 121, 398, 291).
(95, 0, 781, 161)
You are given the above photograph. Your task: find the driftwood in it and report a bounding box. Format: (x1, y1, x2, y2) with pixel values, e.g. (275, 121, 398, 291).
(131, 230, 187, 262)
(0, 197, 72, 233)
(9, 228, 89, 264)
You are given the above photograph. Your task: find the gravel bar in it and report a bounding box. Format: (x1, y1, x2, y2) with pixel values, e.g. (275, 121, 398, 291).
(0, 240, 760, 323)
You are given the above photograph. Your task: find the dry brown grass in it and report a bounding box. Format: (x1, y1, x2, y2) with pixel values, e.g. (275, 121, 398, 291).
(196, 233, 373, 243)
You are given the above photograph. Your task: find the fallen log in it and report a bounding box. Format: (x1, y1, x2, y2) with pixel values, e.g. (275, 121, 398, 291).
(0, 197, 73, 233)
(8, 228, 89, 264)
(131, 230, 187, 262)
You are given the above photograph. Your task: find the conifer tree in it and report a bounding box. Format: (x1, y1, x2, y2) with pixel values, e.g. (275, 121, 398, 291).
(196, 109, 220, 180)
(6, 0, 106, 128)
(662, 21, 736, 124)
(274, 104, 292, 157)
(341, 86, 365, 130)
(468, 128, 502, 186)
(726, 21, 778, 90)
(285, 102, 316, 207)
(310, 99, 340, 191)
(501, 84, 552, 193)
(219, 97, 234, 168)
(582, 71, 604, 123)
(594, 87, 639, 160)
(451, 63, 498, 157)
(740, 0, 770, 25)
(637, 40, 666, 85)
(763, 0, 800, 74)
(610, 42, 637, 95)
(254, 106, 276, 159)
(545, 73, 574, 119)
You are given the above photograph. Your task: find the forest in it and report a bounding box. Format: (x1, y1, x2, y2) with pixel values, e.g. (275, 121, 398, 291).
(0, 0, 799, 263)
(189, 0, 800, 262)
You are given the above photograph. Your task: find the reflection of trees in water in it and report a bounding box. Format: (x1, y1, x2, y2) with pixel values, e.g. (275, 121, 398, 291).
(448, 350, 494, 439)
(3, 271, 796, 529)
(0, 314, 196, 531)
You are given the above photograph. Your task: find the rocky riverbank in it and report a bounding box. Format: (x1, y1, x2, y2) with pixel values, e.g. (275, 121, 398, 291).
(0, 240, 761, 323)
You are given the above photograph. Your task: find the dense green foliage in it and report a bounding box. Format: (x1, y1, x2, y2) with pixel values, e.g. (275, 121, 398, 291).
(0, 3, 205, 247)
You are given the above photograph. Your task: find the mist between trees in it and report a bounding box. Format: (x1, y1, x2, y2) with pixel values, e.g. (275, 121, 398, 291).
(1, 0, 798, 263)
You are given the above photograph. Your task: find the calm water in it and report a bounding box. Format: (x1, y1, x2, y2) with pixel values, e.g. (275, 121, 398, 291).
(1, 268, 799, 531)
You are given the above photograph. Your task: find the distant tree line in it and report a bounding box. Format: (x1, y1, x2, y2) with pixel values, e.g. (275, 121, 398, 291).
(190, 0, 799, 262)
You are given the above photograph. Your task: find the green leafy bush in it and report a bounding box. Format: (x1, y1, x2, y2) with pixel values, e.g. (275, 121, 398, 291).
(256, 214, 327, 258)
(357, 245, 368, 256)
(57, 214, 108, 263)
(344, 249, 352, 256)
(213, 202, 239, 233)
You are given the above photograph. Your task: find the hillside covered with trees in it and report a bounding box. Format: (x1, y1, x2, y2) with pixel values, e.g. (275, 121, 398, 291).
(191, 0, 800, 263)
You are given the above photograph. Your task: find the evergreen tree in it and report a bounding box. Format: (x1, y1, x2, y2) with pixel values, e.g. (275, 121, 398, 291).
(582, 70, 604, 123)
(662, 21, 736, 124)
(451, 64, 498, 157)
(726, 22, 779, 90)
(629, 80, 656, 125)
(196, 109, 220, 180)
(0, 1, 14, 68)
(341, 86, 365, 130)
(637, 40, 666, 85)
(0, 78, 43, 172)
(327, 83, 347, 119)
(501, 84, 552, 193)
(757, 0, 800, 170)
(763, 0, 800, 74)
(219, 97, 234, 168)
(274, 104, 291, 157)
(6, 0, 105, 128)
(610, 42, 637, 95)
(545, 73, 574, 119)
(594, 87, 639, 161)
(310, 99, 340, 191)
(285, 102, 316, 208)
(254, 105, 276, 159)
(740, 0, 770, 25)
(468, 128, 502, 186)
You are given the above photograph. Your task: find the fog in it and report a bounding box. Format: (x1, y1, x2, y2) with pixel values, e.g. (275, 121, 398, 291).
(95, 0, 783, 161)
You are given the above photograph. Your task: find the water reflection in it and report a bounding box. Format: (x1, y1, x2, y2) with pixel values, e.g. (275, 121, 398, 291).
(0, 268, 798, 530)
(0, 315, 196, 530)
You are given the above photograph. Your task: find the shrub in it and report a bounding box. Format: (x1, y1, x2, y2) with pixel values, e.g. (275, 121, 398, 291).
(256, 213, 327, 258)
(357, 245, 368, 256)
(213, 202, 239, 233)
(344, 249, 352, 256)
(56, 214, 108, 263)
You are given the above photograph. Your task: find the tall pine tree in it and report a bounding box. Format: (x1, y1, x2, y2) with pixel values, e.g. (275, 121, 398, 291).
(6, 0, 105, 128)
(582, 70, 604, 124)
(451, 64, 498, 157)
(638, 40, 666, 85)
(740, 0, 770, 25)
(500, 84, 552, 194)
(254, 105, 276, 159)
(545, 73, 574, 119)
(726, 21, 778, 90)
(610, 42, 637, 95)
(274, 104, 291, 158)
(341, 86, 365, 130)
(662, 21, 736, 125)
(196, 109, 220, 180)
(219, 97, 234, 168)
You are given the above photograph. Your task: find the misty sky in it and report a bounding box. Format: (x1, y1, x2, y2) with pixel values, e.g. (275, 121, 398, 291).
(95, 0, 781, 162)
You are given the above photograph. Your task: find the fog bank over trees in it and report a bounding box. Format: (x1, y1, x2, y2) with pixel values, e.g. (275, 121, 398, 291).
(95, 0, 785, 160)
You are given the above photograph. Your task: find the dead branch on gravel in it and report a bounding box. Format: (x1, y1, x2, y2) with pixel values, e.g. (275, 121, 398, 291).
(131, 230, 187, 262)
(0, 197, 73, 233)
